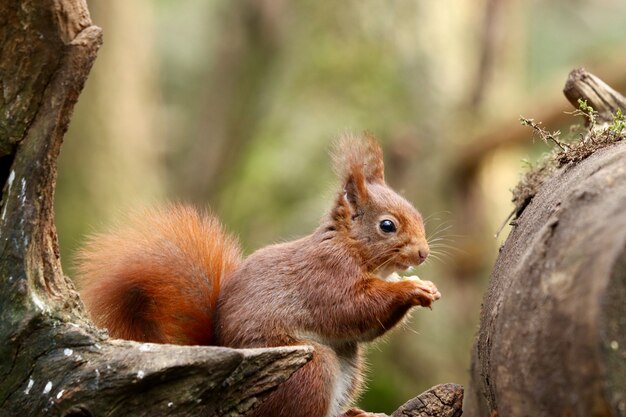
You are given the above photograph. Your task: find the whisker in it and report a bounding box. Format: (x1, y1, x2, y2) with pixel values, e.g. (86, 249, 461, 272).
(427, 219, 454, 233)
(430, 248, 454, 256)
(425, 221, 452, 237)
(430, 244, 450, 251)
(433, 245, 466, 256)
(426, 253, 442, 260)
(422, 211, 452, 227)
(431, 251, 451, 261)
(429, 244, 460, 252)
(371, 247, 402, 273)
(428, 234, 463, 242)
(428, 241, 458, 247)
(424, 255, 444, 266)
(426, 224, 455, 241)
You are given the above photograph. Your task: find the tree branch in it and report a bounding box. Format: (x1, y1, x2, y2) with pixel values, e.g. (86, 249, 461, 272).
(563, 67, 626, 124)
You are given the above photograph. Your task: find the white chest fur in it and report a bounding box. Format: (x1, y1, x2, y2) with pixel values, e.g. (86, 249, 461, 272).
(294, 331, 361, 417)
(327, 354, 358, 417)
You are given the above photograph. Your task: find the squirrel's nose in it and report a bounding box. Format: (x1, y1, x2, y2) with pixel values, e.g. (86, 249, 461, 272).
(406, 243, 429, 265)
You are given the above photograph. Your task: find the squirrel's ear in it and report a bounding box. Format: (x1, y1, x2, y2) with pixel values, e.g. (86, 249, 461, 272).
(333, 133, 370, 210)
(331, 133, 376, 221)
(343, 171, 368, 213)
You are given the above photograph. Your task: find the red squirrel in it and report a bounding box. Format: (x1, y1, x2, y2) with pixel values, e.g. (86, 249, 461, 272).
(77, 133, 441, 417)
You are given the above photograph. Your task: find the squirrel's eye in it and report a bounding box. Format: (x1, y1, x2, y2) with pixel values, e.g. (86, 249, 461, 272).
(379, 219, 397, 233)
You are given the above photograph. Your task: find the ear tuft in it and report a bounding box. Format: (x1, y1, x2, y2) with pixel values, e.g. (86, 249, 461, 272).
(330, 132, 385, 226)
(332, 132, 385, 186)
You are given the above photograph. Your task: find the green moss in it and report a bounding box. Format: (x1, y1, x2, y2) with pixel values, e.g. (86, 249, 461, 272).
(512, 108, 625, 217)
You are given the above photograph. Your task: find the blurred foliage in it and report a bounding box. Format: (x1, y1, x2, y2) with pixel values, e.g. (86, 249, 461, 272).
(56, 0, 626, 412)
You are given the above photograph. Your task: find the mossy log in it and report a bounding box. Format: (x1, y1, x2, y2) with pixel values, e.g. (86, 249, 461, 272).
(0, 1, 463, 416)
(465, 70, 626, 417)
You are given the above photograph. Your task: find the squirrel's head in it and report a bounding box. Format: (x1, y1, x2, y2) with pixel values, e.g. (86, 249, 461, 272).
(331, 133, 429, 276)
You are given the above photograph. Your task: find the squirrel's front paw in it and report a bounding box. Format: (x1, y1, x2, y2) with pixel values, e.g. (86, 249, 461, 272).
(408, 278, 441, 307)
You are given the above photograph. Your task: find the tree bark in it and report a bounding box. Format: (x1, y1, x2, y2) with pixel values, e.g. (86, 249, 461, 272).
(465, 70, 626, 417)
(391, 384, 463, 417)
(563, 68, 626, 124)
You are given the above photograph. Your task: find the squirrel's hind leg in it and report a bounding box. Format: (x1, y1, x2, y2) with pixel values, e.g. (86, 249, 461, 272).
(248, 343, 339, 417)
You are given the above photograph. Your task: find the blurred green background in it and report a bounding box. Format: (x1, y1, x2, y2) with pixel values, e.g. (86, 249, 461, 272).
(56, 0, 626, 412)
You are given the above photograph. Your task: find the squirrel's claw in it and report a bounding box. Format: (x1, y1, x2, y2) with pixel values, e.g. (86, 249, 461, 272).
(407, 278, 441, 308)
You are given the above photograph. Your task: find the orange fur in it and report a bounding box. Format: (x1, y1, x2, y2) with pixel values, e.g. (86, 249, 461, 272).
(333, 132, 385, 189)
(76, 204, 242, 345)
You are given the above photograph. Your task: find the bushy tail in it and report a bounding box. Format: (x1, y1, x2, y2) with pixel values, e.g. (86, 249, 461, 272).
(75, 204, 242, 345)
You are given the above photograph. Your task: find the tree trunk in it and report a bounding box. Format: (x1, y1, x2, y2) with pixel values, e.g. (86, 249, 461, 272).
(0, 1, 463, 416)
(465, 69, 626, 417)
